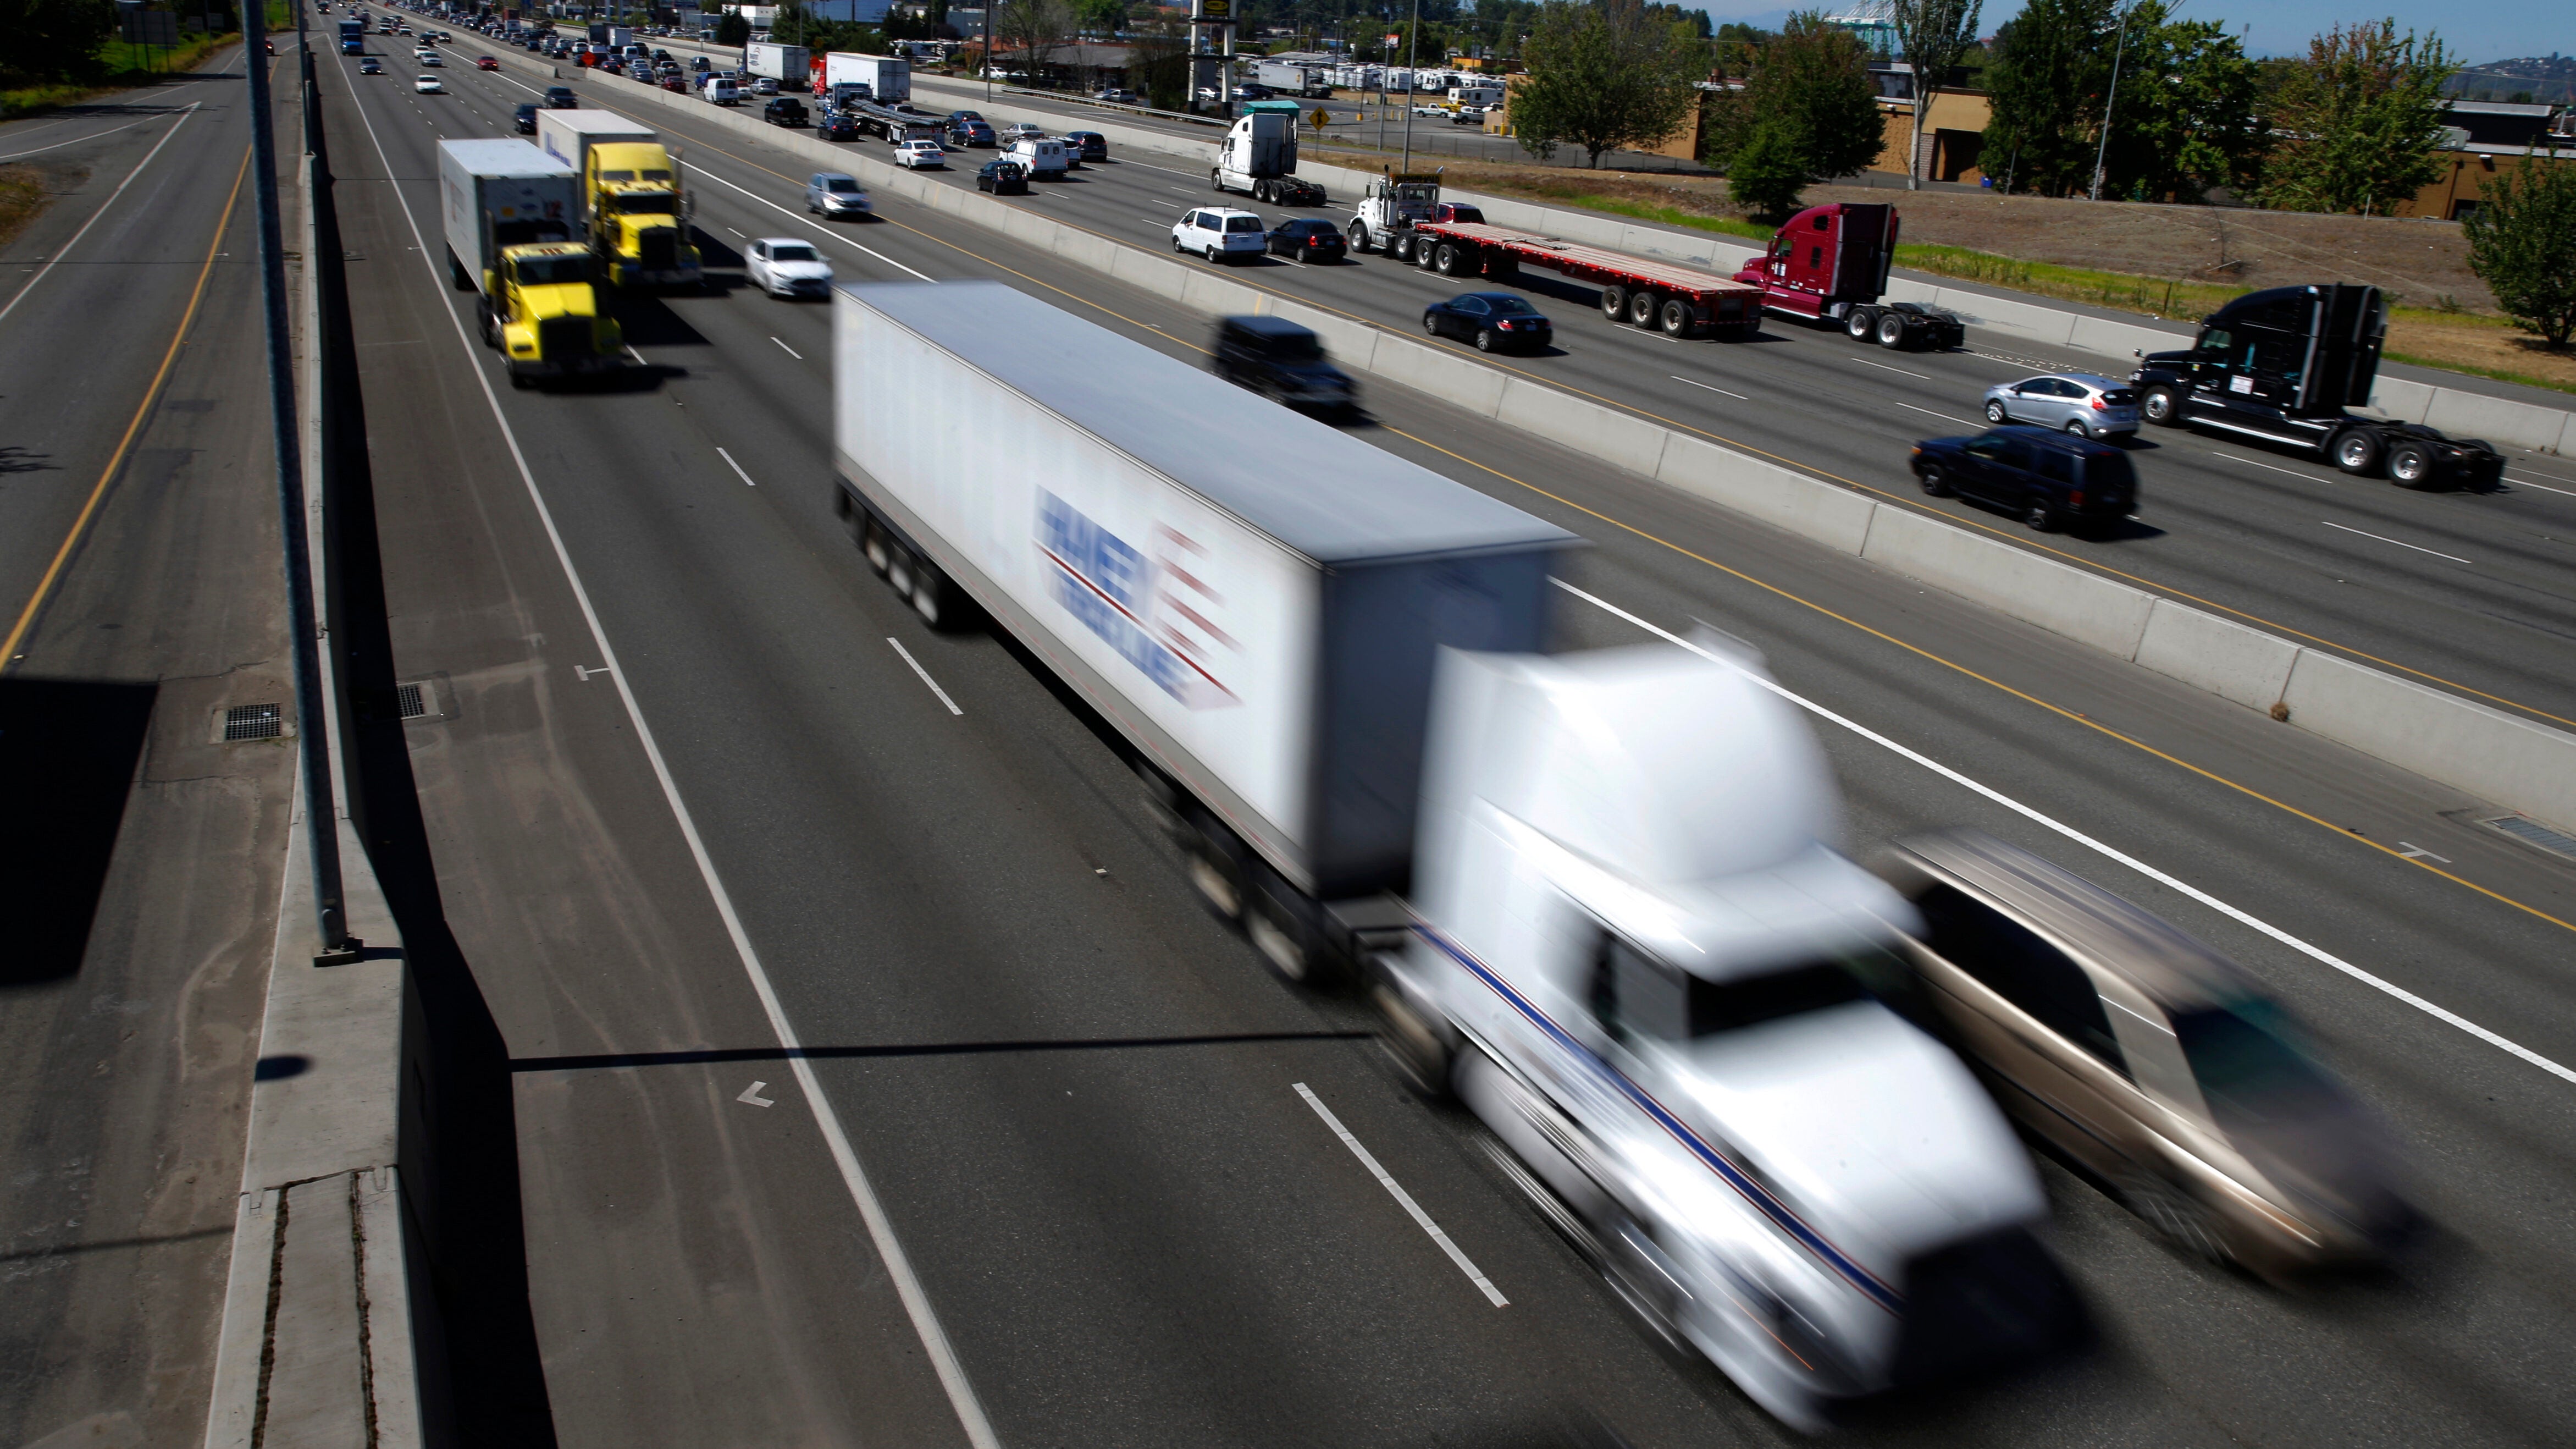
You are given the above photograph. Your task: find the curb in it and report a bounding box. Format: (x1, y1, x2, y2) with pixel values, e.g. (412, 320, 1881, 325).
(462, 36, 2576, 834)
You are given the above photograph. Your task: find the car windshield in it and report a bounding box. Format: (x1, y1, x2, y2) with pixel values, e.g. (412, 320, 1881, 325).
(513, 255, 589, 285)
(1224, 216, 1262, 233)
(770, 244, 820, 262)
(825, 178, 858, 191)
(2171, 1002, 2341, 1128)
(1483, 295, 1535, 314)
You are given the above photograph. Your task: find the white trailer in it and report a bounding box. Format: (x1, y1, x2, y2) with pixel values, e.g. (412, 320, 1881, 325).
(1209, 110, 1297, 200)
(532, 108, 654, 180)
(821, 51, 908, 103)
(830, 280, 1571, 923)
(435, 137, 578, 294)
(743, 40, 807, 81)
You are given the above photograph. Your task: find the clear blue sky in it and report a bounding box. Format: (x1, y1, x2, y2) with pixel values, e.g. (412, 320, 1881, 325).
(1694, 2, 2571, 64)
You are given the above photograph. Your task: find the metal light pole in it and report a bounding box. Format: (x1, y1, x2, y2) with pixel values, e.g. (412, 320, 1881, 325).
(2088, 2, 2130, 202)
(1397, 0, 1417, 171)
(241, 0, 355, 961)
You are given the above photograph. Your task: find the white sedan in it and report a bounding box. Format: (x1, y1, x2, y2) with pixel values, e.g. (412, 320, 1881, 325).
(414, 74, 444, 92)
(744, 238, 832, 300)
(892, 140, 947, 169)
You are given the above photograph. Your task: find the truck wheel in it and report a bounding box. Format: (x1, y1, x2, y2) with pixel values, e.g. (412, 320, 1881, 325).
(1659, 299, 1694, 337)
(1876, 312, 1909, 348)
(1600, 284, 1628, 322)
(2142, 385, 2180, 426)
(1247, 875, 1334, 988)
(1208, 167, 1223, 190)
(1184, 827, 1245, 929)
(1347, 221, 1370, 253)
(1387, 232, 1411, 262)
(1371, 969, 1455, 1100)
(1845, 307, 1877, 340)
(508, 370, 532, 390)
(1434, 242, 1460, 274)
(2332, 429, 2382, 475)
(1415, 241, 1440, 272)
(2387, 439, 2437, 489)
(908, 553, 965, 630)
(862, 515, 891, 576)
(1627, 290, 1661, 328)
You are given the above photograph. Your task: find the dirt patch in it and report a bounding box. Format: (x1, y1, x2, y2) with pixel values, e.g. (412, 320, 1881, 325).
(0, 161, 80, 253)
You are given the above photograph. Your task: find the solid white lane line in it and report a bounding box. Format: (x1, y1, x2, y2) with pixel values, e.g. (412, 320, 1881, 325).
(2321, 520, 2472, 564)
(1847, 355, 1932, 380)
(1892, 399, 1977, 426)
(1293, 1084, 1507, 1306)
(0, 103, 201, 327)
(2505, 475, 2576, 500)
(887, 637, 963, 714)
(1552, 578, 2576, 1087)
(771, 334, 802, 360)
(716, 445, 758, 486)
(342, 75, 1004, 1449)
(678, 159, 936, 281)
(1671, 376, 1748, 400)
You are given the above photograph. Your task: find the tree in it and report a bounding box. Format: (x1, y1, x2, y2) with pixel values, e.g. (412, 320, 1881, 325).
(1980, 0, 2115, 195)
(995, 0, 1073, 82)
(0, 0, 117, 86)
(2258, 19, 2457, 215)
(2094, 3, 2266, 202)
(1072, 0, 1124, 38)
(1510, 0, 1707, 168)
(1886, 0, 1981, 190)
(713, 9, 749, 45)
(1125, 19, 1191, 110)
(2464, 152, 2576, 348)
(1704, 9, 1880, 212)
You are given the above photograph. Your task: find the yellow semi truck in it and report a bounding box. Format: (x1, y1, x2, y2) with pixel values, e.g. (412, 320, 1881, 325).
(438, 139, 623, 387)
(533, 108, 705, 291)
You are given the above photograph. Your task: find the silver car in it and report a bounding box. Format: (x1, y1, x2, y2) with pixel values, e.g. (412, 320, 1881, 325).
(1982, 372, 2140, 439)
(804, 172, 871, 218)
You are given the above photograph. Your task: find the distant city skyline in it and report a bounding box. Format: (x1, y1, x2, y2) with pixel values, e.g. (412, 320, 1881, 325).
(1695, 2, 2567, 64)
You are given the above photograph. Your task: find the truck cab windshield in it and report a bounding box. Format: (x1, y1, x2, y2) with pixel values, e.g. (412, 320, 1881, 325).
(1593, 936, 1880, 1044)
(614, 194, 679, 215)
(513, 255, 592, 286)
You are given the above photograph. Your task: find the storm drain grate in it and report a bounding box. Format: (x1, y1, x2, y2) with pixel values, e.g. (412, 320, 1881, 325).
(396, 682, 427, 720)
(2484, 814, 2576, 862)
(223, 703, 283, 741)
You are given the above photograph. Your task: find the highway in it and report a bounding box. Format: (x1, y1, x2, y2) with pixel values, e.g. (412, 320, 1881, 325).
(0, 42, 302, 1449)
(324, 18, 2576, 1448)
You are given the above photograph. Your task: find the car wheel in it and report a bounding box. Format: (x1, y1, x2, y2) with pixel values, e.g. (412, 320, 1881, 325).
(1985, 399, 2010, 423)
(2121, 1170, 2230, 1266)
(2142, 385, 2179, 426)
(1919, 464, 1954, 498)
(2387, 439, 2437, 489)
(1475, 328, 1497, 352)
(2064, 418, 2091, 437)
(1876, 312, 1908, 348)
(1845, 307, 1876, 340)
(2332, 429, 2382, 475)
(2025, 501, 2060, 532)
(1422, 312, 1441, 337)
(1600, 284, 1627, 322)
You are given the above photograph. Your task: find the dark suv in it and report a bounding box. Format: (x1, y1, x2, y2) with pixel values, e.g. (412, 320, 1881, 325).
(1210, 315, 1356, 415)
(513, 102, 538, 133)
(1910, 426, 2138, 535)
(542, 85, 578, 108)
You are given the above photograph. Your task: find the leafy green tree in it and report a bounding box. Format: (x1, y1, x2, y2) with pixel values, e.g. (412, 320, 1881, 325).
(1980, 0, 2114, 196)
(2258, 19, 2457, 215)
(2097, 3, 2266, 202)
(1510, 0, 1708, 168)
(0, 0, 117, 85)
(1126, 20, 1191, 110)
(2463, 152, 2576, 348)
(1887, 0, 1981, 189)
(713, 9, 750, 45)
(1705, 9, 1881, 210)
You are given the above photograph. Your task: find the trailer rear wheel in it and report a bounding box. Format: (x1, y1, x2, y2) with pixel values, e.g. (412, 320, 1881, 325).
(1600, 284, 1628, 322)
(1659, 299, 1694, 337)
(862, 514, 891, 575)
(1416, 240, 1440, 271)
(1627, 290, 1661, 328)
(1184, 828, 1246, 929)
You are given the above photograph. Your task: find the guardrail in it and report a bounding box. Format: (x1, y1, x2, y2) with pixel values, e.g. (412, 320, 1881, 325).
(455, 31, 2576, 838)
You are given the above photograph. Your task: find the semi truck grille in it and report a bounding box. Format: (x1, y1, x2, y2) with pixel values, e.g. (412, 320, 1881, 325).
(638, 230, 678, 271)
(540, 316, 593, 360)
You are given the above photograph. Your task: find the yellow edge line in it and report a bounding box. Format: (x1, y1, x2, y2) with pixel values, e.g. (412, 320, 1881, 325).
(1380, 423, 2576, 939)
(687, 131, 2576, 938)
(1, 143, 255, 670)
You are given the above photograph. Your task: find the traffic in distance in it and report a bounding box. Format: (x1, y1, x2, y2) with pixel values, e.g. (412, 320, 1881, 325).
(346, 0, 2536, 1434)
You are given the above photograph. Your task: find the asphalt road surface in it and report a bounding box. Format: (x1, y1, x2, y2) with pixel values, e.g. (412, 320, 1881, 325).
(311, 18, 2576, 1448)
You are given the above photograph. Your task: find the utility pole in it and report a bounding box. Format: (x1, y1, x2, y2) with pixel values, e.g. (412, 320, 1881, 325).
(240, 0, 356, 963)
(1397, 0, 1417, 171)
(2088, 2, 2131, 201)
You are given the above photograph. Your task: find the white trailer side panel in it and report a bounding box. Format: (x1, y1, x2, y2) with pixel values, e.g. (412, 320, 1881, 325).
(533, 109, 656, 178)
(436, 139, 578, 296)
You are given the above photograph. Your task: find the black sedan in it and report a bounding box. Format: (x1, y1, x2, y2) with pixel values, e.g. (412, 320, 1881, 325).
(976, 158, 1029, 195)
(542, 85, 578, 108)
(1422, 291, 1552, 352)
(1910, 425, 2137, 535)
(818, 111, 863, 141)
(1265, 218, 1345, 263)
(513, 102, 537, 133)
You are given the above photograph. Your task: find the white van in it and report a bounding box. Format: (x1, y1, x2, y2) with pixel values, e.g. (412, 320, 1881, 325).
(1005, 136, 1067, 179)
(699, 73, 740, 104)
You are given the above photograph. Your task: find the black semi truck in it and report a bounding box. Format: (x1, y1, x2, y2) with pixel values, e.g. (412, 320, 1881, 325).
(2130, 284, 2503, 488)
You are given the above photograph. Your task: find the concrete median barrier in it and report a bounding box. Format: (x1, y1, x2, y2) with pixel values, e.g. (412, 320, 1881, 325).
(1652, 434, 1881, 556)
(2280, 649, 2576, 830)
(2130, 599, 2304, 713)
(1860, 505, 2159, 658)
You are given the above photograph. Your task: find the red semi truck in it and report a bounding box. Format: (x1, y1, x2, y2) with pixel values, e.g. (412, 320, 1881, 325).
(1348, 176, 1764, 340)
(1732, 202, 1964, 350)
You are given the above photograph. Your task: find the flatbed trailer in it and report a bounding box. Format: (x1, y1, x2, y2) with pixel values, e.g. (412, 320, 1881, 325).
(1392, 216, 1764, 340)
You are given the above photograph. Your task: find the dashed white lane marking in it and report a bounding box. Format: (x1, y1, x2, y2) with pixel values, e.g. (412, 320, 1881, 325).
(771, 334, 802, 360)
(1847, 354, 1933, 380)
(1892, 399, 1978, 426)
(887, 637, 964, 714)
(1293, 1082, 1509, 1307)
(2215, 451, 2325, 481)
(1671, 376, 1749, 400)
(716, 445, 758, 486)
(2321, 519, 2471, 564)
(678, 159, 937, 282)
(2505, 475, 2576, 499)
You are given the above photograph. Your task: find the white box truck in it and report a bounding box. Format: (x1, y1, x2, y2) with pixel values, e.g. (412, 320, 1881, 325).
(830, 279, 2065, 1430)
(1254, 59, 1329, 96)
(744, 40, 808, 81)
(821, 51, 908, 103)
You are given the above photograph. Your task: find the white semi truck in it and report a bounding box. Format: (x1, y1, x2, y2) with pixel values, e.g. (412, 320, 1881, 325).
(1209, 108, 1307, 203)
(828, 279, 2065, 1428)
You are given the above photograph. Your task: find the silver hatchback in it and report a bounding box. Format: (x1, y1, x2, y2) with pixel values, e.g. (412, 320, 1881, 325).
(1983, 372, 2140, 439)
